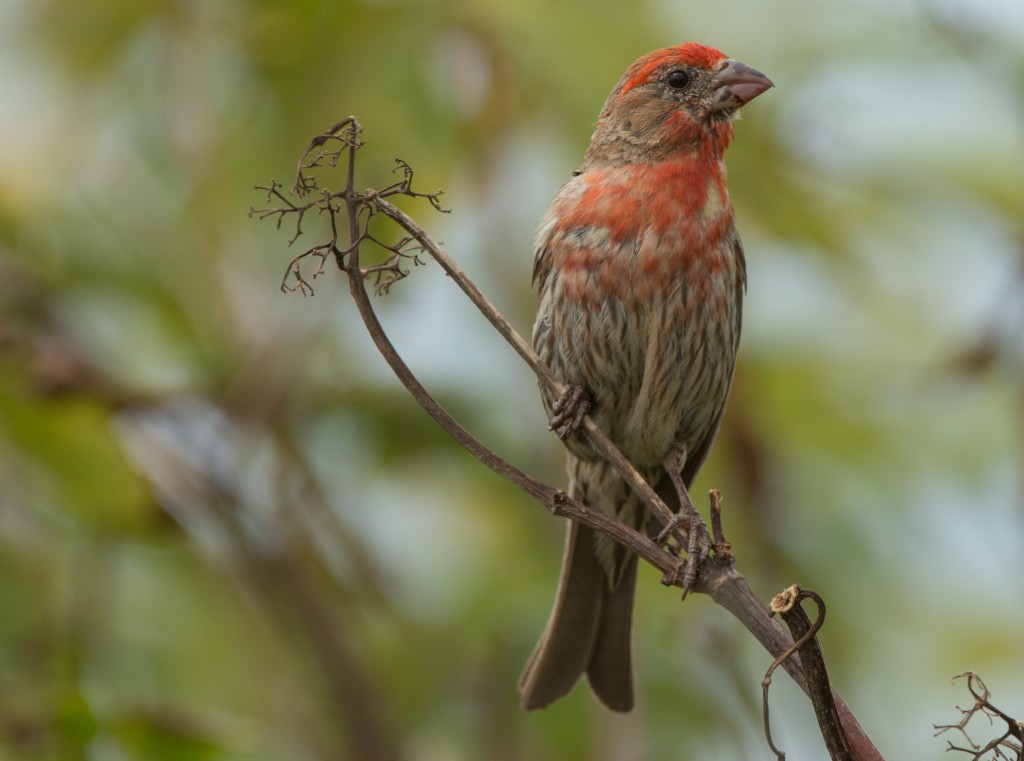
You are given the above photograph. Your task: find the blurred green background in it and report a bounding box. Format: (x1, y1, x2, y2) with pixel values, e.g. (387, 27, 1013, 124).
(1, 0, 1022, 759)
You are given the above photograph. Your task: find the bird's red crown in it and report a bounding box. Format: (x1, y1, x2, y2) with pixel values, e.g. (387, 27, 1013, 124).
(620, 43, 727, 97)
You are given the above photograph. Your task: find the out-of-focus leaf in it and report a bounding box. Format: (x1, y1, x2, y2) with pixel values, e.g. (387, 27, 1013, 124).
(0, 370, 153, 533)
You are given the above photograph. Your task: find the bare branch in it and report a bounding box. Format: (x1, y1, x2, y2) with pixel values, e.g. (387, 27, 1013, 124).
(365, 191, 691, 544)
(293, 116, 366, 194)
(248, 179, 319, 245)
(935, 673, 1023, 760)
(251, 117, 886, 761)
(763, 586, 855, 761)
(376, 159, 450, 212)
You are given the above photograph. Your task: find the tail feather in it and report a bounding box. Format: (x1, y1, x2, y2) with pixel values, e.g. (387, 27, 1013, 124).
(585, 552, 637, 711)
(518, 521, 637, 712)
(520, 461, 685, 712)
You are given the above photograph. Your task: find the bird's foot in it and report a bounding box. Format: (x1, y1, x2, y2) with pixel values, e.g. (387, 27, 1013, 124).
(548, 385, 591, 439)
(656, 464, 712, 599)
(657, 502, 712, 598)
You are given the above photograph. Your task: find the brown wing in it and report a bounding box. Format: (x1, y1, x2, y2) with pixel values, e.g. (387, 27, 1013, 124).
(680, 234, 745, 487)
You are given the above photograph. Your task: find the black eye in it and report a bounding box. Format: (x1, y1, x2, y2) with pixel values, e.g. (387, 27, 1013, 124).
(666, 70, 690, 89)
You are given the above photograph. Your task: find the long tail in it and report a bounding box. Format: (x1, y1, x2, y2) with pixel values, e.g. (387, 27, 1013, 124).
(517, 520, 638, 712)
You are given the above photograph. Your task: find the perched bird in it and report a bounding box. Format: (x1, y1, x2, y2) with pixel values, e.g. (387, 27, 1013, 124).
(519, 43, 772, 712)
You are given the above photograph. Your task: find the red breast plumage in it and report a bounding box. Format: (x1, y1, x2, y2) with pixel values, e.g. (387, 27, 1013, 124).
(521, 43, 772, 712)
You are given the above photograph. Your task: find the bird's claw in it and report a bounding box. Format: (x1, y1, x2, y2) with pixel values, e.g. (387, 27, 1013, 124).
(657, 504, 712, 599)
(680, 513, 712, 599)
(548, 385, 591, 439)
(655, 513, 686, 549)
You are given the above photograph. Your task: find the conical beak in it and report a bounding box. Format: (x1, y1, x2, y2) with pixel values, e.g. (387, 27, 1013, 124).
(710, 59, 774, 111)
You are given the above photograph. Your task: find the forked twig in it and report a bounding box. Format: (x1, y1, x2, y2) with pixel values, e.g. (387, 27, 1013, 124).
(935, 673, 1023, 760)
(250, 116, 884, 761)
(763, 586, 854, 761)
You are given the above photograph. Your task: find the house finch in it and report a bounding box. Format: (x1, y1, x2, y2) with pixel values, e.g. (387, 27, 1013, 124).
(519, 43, 772, 712)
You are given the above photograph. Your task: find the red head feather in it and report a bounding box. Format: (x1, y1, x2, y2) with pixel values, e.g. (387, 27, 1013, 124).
(619, 43, 727, 97)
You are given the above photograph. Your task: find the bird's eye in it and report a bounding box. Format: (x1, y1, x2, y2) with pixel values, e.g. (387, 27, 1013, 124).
(666, 70, 690, 89)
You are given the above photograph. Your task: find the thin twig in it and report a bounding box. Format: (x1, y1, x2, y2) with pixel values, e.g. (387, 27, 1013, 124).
(368, 193, 685, 541)
(935, 673, 1024, 760)
(764, 586, 854, 761)
(251, 116, 886, 761)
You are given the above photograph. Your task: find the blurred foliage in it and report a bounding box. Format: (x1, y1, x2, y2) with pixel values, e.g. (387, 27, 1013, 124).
(1, 0, 1023, 759)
